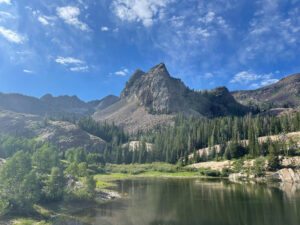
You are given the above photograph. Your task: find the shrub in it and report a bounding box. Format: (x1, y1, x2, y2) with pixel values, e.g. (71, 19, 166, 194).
(221, 168, 233, 177)
(253, 158, 266, 177)
(199, 167, 221, 177)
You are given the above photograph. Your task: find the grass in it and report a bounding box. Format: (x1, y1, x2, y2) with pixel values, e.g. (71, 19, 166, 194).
(12, 218, 50, 225)
(93, 163, 216, 188)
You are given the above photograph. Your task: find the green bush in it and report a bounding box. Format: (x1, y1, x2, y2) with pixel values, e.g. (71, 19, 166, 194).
(199, 167, 221, 177)
(253, 158, 266, 177)
(221, 168, 233, 177)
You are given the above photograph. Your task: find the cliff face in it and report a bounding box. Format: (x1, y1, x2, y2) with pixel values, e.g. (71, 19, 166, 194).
(120, 63, 188, 114)
(93, 63, 249, 133)
(232, 73, 300, 108)
(120, 63, 248, 117)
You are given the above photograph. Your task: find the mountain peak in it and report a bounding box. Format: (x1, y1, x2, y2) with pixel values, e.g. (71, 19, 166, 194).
(148, 63, 170, 78)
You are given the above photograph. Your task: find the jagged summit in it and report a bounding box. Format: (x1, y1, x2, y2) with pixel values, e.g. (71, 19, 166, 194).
(93, 63, 249, 132)
(120, 63, 188, 113)
(148, 63, 170, 77)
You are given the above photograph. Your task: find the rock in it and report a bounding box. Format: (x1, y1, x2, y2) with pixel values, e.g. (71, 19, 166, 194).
(229, 173, 248, 182)
(93, 63, 248, 133)
(0, 158, 6, 167)
(266, 168, 300, 183)
(97, 190, 121, 201)
(0, 109, 106, 152)
(280, 156, 300, 167)
(232, 73, 300, 109)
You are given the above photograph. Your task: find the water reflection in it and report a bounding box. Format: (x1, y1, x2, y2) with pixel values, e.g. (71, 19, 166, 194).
(67, 178, 300, 225)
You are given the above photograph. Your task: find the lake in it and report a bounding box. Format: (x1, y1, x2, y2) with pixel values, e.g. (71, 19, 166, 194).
(63, 178, 300, 225)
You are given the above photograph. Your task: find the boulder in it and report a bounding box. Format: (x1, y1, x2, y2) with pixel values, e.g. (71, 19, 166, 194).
(266, 168, 300, 183)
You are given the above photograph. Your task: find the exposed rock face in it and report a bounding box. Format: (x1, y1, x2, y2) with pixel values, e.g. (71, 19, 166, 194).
(0, 109, 106, 152)
(266, 168, 300, 183)
(120, 63, 248, 116)
(94, 63, 249, 133)
(232, 73, 300, 108)
(121, 63, 188, 114)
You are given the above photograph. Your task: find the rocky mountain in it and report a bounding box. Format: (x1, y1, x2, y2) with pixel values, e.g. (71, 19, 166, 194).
(93, 63, 249, 133)
(232, 73, 300, 109)
(0, 92, 118, 117)
(92, 95, 119, 111)
(0, 109, 106, 152)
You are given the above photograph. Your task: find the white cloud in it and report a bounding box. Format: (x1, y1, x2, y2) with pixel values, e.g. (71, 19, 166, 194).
(0, 26, 24, 43)
(38, 16, 49, 25)
(56, 6, 90, 31)
(55, 56, 84, 65)
(260, 78, 279, 86)
(23, 69, 33, 73)
(115, 68, 129, 76)
(101, 26, 109, 31)
(230, 71, 279, 89)
(0, 11, 14, 18)
(111, 0, 174, 27)
(0, 0, 10, 5)
(239, 1, 300, 62)
(70, 66, 88, 72)
(230, 71, 261, 84)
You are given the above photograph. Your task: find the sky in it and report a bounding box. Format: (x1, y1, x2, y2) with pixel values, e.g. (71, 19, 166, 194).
(0, 0, 299, 101)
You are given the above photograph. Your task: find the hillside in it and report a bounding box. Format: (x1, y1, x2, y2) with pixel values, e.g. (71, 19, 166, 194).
(0, 109, 106, 152)
(232, 73, 300, 109)
(188, 131, 300, 160)
(0, 92, 118, 118)
(93, 63, 249, 133)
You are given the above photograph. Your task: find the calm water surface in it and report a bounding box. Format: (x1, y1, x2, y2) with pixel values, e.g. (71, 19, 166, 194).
(68, 178, 300, 225)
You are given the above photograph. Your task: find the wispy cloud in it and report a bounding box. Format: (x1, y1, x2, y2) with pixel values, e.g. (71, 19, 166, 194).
(230, 71, 279, 89)
(111, 0, 174, 27)
(56, 6, 90, 31)
(23, 69, 33, 73)
(239, 1, 300, 63)
(37, 15, 56, 26)
(55, 56, 84, 65)
(0, 0, 11, 5)
(70, 66, 88, 72)
(0, 11, 14, 18)
(0, 26, 24, 43)
(115, 68, 129, 76)
(230, 71, 262, 84)
(38, 16, 49, 25)
(55, 57, 89, 72)
(101, 26, 109, 31)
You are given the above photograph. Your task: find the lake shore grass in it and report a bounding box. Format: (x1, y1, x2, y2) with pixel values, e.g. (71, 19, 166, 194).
(94, 162, 225, 190)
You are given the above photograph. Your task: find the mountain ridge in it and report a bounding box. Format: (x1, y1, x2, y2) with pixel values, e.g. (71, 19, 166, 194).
(231, 73, 300, 109)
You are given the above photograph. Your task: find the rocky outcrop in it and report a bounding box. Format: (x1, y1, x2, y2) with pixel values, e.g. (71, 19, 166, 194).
(266, 168, 300, 183)
(93, 63, 249, 133)
(229, 173, 255, 182)
(0, 109, 106, 152)
(0, 158, 6, 167)
(120, 63, 248, 116)
(232, 73, 300, 109)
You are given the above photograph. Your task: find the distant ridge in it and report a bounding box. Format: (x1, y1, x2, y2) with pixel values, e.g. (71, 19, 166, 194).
(232, 73, 300, 109)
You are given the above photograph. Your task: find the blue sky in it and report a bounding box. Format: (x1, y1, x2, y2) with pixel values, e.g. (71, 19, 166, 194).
(0, 0, 299, 101)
